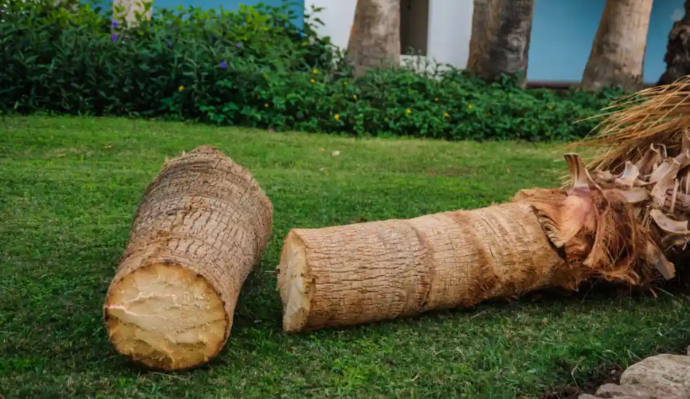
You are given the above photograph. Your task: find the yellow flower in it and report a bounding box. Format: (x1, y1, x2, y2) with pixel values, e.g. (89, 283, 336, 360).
(310, 79, 315, 83)
(264, 103, 269, 108)
(548, 105, 554, 110)
(313, 68, 318, 74)
(444, 112, 449, 117)
(353, 95, 357, 100)
(434, 98, 438, 102)
(178, 86, 184, 91)
(334, 114, 340, 120)
(406, 109, 411, 114)
(343, 81, 348, 86)
(468, 104, 473, 109)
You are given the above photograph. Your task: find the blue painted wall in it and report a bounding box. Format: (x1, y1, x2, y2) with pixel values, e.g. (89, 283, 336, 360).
(528, 0, 684, 83)
(152, 0, 304, 26)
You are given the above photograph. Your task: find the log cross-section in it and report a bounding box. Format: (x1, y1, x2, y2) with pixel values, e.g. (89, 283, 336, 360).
(104, 145, 272, 371)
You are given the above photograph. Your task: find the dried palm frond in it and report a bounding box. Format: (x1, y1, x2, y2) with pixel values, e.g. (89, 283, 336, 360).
(515, 153, 676, 289)
(566, 76, 690, 173)
(543, 78, 690, 288)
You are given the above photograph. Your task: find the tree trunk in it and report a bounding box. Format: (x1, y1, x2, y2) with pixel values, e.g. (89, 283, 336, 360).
(277, 152, 676, 333)
(104, 145, 273, 371)
(658, 0, 690, 85)
(278, 201, 571, 333)
(582, 0, 653, 91)
(466, 0, 536, 88)
(112, 0, 152, 27)
(347, 0, 401, 77)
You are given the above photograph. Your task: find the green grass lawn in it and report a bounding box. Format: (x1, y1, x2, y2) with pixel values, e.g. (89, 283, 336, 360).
(1, 116, 689, 399)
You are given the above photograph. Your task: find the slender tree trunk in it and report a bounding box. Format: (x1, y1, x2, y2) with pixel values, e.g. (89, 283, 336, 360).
(582, 0, 653, 91)
(658, 0, 690, 85)
(466, 0, 536, 88)
(104, 146, 273, 371)
(347, 0, 401, 77)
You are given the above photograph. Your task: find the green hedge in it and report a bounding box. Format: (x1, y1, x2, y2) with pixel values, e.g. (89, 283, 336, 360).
(0, 0, 626, 141)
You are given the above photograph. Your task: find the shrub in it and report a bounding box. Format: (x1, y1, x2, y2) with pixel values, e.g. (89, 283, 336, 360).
(0, 0, 625, 141)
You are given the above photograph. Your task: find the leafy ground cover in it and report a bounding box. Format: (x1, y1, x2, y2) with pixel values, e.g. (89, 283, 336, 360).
(1, 116, 689, 398)
(1, 0, 623, 141)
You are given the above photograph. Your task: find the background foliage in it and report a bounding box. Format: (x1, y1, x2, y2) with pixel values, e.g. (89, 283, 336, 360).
(0, 0, 626, 141)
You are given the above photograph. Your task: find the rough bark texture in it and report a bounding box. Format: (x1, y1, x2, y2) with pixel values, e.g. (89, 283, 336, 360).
(658, 0, 690, 85)
(277, 150, 674, 333)
(112, 0, 152, 26)
(580, 353, 690, 399)
(103, 145, 273, 371)
(277, 201, 568, 332)
(582, 0, 653, 91)
(347, 0, 401, 77)
(466, 0, 536, 88)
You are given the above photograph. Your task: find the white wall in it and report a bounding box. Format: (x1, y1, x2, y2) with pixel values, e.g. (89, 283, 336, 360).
(304, 0, 474, 69)
(427, 0, 473, 68)
(304, 0, 357, 50)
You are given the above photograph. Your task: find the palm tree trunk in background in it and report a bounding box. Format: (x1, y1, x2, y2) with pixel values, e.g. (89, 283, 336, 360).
(112, 0, 152, 26)
(466, 0, 536, 88)
(658, 0, 690, 85)
(467, 0, 493, 72)
(347, 0, 401, 77)
(582, 0, 653, 91)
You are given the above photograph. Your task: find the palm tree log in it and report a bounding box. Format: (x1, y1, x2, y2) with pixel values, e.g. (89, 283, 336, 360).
(277, 152, 675, 332)
(104, 146, 273, 371)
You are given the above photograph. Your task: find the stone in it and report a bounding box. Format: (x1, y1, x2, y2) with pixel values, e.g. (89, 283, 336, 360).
(580, 354, 690, 399)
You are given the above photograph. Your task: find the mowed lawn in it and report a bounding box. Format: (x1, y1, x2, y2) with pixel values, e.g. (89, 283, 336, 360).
(1, 116, 689, 399)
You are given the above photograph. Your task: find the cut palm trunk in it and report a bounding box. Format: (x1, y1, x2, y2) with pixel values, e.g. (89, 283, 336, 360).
(278, 77, 690, 332)
(278, 152, 678, 332)
(104, 145, 273, 370)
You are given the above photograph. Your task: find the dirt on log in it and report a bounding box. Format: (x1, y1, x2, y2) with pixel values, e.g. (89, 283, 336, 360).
(103, 145, 273, 371)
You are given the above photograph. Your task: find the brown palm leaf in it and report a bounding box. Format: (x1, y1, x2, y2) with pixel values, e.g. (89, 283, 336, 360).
(566, 76, 690, 173)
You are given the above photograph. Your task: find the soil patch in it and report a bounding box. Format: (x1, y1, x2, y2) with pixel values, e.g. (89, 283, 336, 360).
(541, 363, 623, 399)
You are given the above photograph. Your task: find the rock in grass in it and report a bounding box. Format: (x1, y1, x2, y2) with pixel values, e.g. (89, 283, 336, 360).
(103, 145, 272, 371)
(580, 354, 690, 399)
